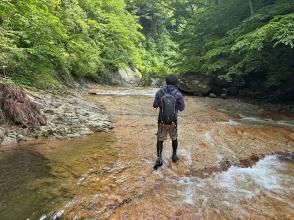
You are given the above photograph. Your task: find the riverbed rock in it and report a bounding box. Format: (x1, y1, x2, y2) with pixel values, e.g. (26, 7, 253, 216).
(44, 109, 55, 115)
(0, 86, 112, 146)
(177, 73, 212, 95)
(0, 128, 5, 143)
(0, 109, 4, 124)
(220, 93, 227, 99)
(209, 93, 217, 98)
(176, 73, 249, 97)
(16, 134, 26, 143)
(79, 128, 94, 136)
(2, 135, 17, 145)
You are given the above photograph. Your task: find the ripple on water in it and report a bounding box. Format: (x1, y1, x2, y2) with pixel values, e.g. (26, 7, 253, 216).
(175, 155, 294, 214)
(239, 114, 294, 127)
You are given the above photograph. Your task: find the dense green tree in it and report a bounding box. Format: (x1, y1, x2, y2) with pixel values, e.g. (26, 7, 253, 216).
(0, 0, 143, 87)
(0, 0, 293, 100)
(172, 0, 294, 100)
(126, 0, 178, 80)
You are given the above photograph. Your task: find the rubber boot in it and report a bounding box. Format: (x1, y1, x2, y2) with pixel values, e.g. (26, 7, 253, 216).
(172, 139, 179, 163)
(154, 141, 163, 170)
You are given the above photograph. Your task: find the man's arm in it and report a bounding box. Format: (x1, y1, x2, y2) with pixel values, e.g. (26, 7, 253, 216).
(153, 91, 161, 108)
(176, 92, 185, 111)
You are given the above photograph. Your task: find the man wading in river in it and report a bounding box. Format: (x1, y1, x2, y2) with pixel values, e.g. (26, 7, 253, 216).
(153, 76, 185, 170)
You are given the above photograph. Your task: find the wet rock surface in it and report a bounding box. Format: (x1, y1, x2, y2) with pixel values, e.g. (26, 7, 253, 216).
(62, 87, 293, 219)
(0, 87, 293, 220)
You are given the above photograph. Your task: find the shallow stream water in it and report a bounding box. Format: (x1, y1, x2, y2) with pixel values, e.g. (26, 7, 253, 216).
(0, 87, 293, 219)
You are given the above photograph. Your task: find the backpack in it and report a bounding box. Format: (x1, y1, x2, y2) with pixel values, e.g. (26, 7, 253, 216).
(159, 89, 177, 124)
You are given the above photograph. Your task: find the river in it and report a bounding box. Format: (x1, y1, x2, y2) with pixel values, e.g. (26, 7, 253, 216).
(0, 87, 293, 219)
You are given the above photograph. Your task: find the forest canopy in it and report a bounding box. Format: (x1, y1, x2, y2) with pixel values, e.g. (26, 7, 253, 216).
(0, 0, 293, 100)
(0, 0, 143, 87)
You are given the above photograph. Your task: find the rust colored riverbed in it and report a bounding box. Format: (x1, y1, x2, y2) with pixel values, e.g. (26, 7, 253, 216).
(0, 87, 293, 220)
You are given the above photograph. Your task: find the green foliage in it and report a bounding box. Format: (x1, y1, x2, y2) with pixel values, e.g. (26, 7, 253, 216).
(0, 0, 143, 88)
(233, 13, 294, 51)
(126, 0, 179, 77)
(173, 0, 294, 100)
(0, 0, 293, 100)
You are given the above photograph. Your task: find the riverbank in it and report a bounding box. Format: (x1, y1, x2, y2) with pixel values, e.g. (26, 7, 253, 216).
(0, 85, 112, 146)
(1, 82, 293, 148)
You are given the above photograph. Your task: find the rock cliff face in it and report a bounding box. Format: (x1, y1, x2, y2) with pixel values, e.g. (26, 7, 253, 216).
(109, 67, 142, 86)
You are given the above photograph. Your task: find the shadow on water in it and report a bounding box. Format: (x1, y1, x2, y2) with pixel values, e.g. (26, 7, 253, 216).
(0, 133, 116, 220)
(0, 148, 53, 220)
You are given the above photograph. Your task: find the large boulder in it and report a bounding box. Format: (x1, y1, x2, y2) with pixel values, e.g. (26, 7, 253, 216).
(176, 73, 238, 96)
(177, 73, 212, 95)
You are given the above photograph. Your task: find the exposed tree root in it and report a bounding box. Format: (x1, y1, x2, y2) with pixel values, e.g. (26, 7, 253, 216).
(0, 84, 46, 127)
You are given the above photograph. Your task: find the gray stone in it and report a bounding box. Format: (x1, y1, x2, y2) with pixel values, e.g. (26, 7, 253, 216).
(209, 93, 217, 98)
(44, 109, 55, 115)
(0, 128, 5, 138)
(81, 112, 90, 117)
(69, 100, 78, 105)
(80, 130, 94, 136)
(67, 134, 80, 138)
(220, 93, 227, 99)
(177, 74, 212, 95)
(2, 136, 17, 145)
(7, 132, 17, 138)
(16, 134, 26, 143)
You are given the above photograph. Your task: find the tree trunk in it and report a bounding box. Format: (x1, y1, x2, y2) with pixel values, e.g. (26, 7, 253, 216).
(249, 0, 254, 15)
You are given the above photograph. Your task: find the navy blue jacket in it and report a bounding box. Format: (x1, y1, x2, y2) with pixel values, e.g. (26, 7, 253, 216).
(153, 85, 185, 121)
